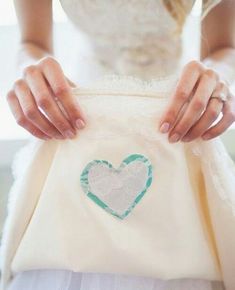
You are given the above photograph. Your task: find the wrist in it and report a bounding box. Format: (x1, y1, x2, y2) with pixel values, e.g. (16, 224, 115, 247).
(203, 59, 232, 86)
(202, 48, 235, 87)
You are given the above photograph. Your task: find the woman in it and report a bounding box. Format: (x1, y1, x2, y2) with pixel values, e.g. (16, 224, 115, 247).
(1, 0, 235, 289)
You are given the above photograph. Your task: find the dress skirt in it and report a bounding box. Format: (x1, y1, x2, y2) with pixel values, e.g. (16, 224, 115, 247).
(1, 75, 234, 290)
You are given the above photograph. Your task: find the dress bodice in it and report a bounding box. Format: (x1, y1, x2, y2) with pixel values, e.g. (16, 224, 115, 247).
(59, 0, 221, 82)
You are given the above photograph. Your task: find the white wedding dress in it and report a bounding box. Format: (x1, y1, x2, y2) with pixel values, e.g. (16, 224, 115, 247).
(4, 0, 226, 289)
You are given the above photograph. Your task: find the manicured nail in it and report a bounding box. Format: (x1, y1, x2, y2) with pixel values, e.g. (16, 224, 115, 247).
(55, 134, 65, 140)
(202, 134, 211, 140)
(65, 130, 75, 139)
(169, 133, 180, 143)
(75, 119, 86, 130)
(159, 122, 170, 133)
(182, 136, 191, 142)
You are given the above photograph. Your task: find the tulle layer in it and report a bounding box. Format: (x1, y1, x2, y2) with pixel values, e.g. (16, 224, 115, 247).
(8, 270, 225, 290)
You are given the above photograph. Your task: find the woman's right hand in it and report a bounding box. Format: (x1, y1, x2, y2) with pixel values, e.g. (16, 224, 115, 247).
(6, 56, 86, 140)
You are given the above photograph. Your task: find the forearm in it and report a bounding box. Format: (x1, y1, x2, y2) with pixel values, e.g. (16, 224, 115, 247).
(201, 47, 235, 86)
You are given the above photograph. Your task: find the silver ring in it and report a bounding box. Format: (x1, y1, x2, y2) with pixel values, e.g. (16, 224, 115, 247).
(210, 92, 227, 103)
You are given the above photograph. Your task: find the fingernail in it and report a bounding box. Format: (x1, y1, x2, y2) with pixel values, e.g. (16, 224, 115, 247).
(169, 133, 180, 143)
(65, 130, 75, 139)
(75, 119, 86, 130)
(202, 134, 211, 140)
(55, 134, 65, 140)
(182, 136, 191, 142)
(159, 122, 170, 133)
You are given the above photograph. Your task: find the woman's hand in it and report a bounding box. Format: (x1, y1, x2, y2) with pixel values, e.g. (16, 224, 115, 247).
(159, 60, 235, 143)
(6, 56, 85, 140)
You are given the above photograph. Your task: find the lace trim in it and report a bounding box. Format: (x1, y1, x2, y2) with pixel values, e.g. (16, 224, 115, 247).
(72, 73, 180, 98)
(191, 139, 235, 216)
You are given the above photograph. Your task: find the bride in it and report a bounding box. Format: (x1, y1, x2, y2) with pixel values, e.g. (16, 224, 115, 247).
(2, 0, 235, 290)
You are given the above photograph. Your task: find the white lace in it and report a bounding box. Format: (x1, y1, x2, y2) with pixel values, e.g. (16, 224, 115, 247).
(59, 0, 222, 80)
(72, 73, 180, 96)
(59, 0, 191, 79)
(88, 161, 148, 215)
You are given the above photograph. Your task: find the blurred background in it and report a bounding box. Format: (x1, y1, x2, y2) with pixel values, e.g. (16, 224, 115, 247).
(0, 0, 234, 238)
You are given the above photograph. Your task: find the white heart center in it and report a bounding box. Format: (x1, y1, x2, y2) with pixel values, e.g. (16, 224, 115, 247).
(88, 160, 148, 215)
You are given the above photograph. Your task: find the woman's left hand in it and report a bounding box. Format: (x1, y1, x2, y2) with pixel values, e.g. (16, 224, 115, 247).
(159, 60, 235, 142)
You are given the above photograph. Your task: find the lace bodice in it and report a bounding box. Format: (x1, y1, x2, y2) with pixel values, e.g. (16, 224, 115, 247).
(59, 0, 221, 82)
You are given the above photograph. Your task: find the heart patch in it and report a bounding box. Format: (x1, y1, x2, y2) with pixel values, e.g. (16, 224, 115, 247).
(80, 154, 153, 219)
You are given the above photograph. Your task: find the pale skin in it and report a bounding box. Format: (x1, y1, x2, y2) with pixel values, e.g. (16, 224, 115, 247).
(7, 0, 235, 141)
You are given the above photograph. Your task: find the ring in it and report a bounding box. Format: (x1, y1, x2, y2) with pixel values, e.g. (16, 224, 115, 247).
(210, 92, 227, 103)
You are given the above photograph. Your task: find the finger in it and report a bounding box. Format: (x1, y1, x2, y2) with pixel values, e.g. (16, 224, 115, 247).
(182, 81, 227, 142)
(168, 69, 218, 143)
(182, 98, 223, 142)
(66, 77, 77, 88)
(159, 61, 204, 133)
(23, 65, 76, 138)
(39, 57, 86, 130)
(6, 90, 50, 140)
(14, 79, 64, 139)
(202, 99, 235, 140)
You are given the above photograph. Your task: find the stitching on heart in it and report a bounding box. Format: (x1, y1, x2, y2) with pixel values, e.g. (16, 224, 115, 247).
(80, 154, 153, 219)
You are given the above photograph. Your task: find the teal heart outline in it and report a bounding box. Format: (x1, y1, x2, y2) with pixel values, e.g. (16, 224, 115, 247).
(80, 154, 153, 219)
